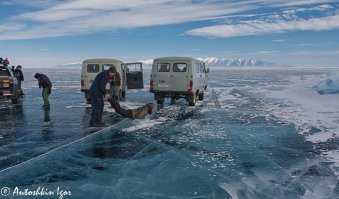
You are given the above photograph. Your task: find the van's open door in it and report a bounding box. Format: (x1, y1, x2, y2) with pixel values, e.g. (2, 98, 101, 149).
(123, 62, 144, 89)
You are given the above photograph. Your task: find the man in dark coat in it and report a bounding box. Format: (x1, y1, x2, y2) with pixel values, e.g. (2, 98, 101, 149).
(89, 66, 117, 127)
(90, 66, 153, 127)
(34, 73, 52, 110)
(14, 65, 24, 96)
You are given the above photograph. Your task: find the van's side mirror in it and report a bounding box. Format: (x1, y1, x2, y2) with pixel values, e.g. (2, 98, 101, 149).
(206, 68, 209, 73)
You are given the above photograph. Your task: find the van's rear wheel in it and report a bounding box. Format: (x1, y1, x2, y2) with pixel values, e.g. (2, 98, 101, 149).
(121, 90, 126, 99)
(85, 91, 91, 103)
(198, 92, 204, 101)
(155, 94, 164, 104)
(188, 93, 196, 106)
(11, 98, 18, 104)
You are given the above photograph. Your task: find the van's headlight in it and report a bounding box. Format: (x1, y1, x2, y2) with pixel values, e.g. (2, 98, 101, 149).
(2, 83, 9, 88)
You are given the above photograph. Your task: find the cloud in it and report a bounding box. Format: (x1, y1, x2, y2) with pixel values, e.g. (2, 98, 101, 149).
(138, 59, 154, 65)
(186, 14, 339, 38)
(0, 0, 250, 40)
(293, 42, 339, 47)
(186, 2, 339, 38)
(290, 50, 339, 56)
(0, 0, 338, 40)
(272, 39, 285, 42)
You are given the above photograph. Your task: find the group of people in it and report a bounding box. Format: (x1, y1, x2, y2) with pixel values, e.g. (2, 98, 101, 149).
(33, 66, 152, 127)
(89, 66, 153, 127)
(34, 66, 153, 127)
(2, 57, 152, 126)
(4, 58, 52, 110)
(1, 57, 25, 97)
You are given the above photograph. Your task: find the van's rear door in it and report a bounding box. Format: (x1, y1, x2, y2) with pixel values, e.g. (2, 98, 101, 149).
(153, 62, 171, 91)
(123, 62, 144, 89)
(170, 62, 189, 92)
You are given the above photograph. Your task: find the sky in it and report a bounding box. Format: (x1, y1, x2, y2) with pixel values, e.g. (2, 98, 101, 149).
(0, 0, 339, 68)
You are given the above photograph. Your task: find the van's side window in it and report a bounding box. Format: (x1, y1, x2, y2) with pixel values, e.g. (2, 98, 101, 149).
(194, 62, 200, 73)
(87, 64, 100, 73)
(173, 63, 187, 72)
(103, 64, 115, 71)
(200, 63, 206, 73)
(203, 63, 207, 73)
(157, 63, 170, 72)
(125, 63, 142, 72)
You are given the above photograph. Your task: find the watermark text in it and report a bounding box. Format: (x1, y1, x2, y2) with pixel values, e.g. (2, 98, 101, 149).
(1, 186, 71, 199)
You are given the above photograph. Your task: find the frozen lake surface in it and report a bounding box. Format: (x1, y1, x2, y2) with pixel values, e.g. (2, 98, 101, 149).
(0, 67, 338, 199)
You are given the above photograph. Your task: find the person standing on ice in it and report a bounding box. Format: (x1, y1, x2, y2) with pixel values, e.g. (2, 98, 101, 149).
(14, 65, 25, 96)
(34, 73, 52, 110)
(89, 66, 153, 127)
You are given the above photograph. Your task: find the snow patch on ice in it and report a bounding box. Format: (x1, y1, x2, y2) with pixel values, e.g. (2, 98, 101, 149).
(307, 132, 335, 143)
(257, 74, 339, 143)
(323, 149, 339, 177)
(211, 87, 249, 109)
(104, 101, 146, 113)
(122, 117, 167, 132)
(65, 103, 91, 109)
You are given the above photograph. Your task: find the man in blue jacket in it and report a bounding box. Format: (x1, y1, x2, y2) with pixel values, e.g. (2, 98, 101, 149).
(90, 66, 117, 127)
(89, 66, 153, 127)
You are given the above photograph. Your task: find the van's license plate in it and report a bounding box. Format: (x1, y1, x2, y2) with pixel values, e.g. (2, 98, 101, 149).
(158, 83, 169, 88)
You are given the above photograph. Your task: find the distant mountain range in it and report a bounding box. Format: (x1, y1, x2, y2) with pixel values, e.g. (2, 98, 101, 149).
(58, 58, 291, 68)
(195, 57, 291, 67)
(141, 57, 292, 67)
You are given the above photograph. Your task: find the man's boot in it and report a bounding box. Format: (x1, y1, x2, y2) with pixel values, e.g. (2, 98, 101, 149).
(132, 103, 153, 119)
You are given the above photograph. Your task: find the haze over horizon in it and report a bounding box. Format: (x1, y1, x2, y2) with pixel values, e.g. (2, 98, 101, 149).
(0, 0, 339, 68)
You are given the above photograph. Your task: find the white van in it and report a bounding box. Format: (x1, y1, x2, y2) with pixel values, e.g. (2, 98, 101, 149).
(150, 57, 208, 106)
(81, 58, 143, 102)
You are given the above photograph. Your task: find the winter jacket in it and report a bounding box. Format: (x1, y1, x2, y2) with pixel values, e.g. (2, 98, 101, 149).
(34, 73, 52, 91)
(14, 69, 24, 81)
(90, 70, 110, 96)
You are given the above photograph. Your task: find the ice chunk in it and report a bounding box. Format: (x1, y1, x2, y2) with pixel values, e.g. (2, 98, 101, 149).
(313, 72, 339, 94)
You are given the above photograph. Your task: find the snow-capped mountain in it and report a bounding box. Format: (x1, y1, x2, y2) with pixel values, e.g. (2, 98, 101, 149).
(139, 57, 290, 67)
(196, 57, 278, 67)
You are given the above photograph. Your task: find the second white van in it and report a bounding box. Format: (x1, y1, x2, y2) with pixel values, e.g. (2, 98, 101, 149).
(150, 57, 208, 106)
